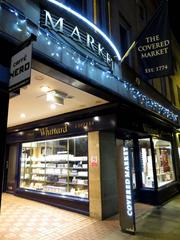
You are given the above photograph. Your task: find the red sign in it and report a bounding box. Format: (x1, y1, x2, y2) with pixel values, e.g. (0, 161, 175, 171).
(90, 156, 98, 167)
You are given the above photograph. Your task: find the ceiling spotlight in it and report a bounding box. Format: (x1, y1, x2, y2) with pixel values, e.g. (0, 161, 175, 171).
(41, 85, 51, 93)
(94, 116, 100, 122)
(20, 113, 26, 118)
(46, 90, 65, 105)
(50, 103, 57, 110)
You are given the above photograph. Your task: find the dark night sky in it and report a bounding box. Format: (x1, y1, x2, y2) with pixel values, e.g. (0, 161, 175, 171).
(169, 1, 180, 44)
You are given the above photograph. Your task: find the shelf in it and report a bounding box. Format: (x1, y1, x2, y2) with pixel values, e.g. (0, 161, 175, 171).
(69, 182, 88, 186)
(21, 179, 88, 186)
(22, 159, 87, 163)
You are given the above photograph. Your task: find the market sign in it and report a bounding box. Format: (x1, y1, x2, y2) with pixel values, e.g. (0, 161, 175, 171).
(118, 141, 136, 234)
(9, 43, 32, 92)
(40, 1, 121, 71)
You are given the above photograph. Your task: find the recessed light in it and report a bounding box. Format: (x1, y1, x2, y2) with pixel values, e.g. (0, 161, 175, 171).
(20, 113, 26, 118)
(41, 85, 51, 93)
(94, 116, 100, 122)
(50, 103, 57, 110)
(34, 128, 39, 131)
(35, 75, 44, 81)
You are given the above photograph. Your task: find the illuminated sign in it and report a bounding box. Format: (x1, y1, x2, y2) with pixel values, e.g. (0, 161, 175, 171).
(118, 140, 135, 234)
(47, 0, 121, 61)
(9, 44, 32, 92)
(123, 147, 133, 217)
(41, 10, 115, 68)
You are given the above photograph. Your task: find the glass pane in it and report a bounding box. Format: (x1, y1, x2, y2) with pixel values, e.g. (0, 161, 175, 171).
(139, 138, 154, 188)
(19, 135, 88, 199)
(153, 139, 175, 188)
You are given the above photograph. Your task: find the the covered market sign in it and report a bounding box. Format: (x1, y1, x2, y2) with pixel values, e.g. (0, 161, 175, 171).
(40, 0, 121, 69)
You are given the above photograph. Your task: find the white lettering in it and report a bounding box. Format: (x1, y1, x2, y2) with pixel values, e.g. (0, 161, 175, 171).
(87, 34, 95, 51)
(44, 10, 64, 33)
(43, 10, 114, 68)
(70, 26, 82, 42)
(123, 147, 134, 219)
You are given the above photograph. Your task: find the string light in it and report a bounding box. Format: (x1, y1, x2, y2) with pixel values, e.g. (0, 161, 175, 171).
(4, 4, 178, 123)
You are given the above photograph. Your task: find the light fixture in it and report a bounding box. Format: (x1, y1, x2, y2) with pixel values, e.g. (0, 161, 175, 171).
(40, 85, 51, 93)
(94, 116, 100, 122)
(46, 90, 65, 105)
(50, 103, 57, 110)
(20, 113, 26, 118)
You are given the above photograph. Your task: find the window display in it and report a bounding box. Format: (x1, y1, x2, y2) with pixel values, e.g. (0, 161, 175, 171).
(20, 135, 88, 199)
(139, 138, 154, 188)
(153, 139, 175, 188)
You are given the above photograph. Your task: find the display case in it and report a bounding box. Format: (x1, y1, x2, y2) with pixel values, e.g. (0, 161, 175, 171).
(139, 138, 154, 188)
(153, 139, 175, 188)
(138, 138, 176, 189)
(20, 135, 88, 199)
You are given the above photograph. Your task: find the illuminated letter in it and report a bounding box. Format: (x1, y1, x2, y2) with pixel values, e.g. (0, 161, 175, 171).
(70, 26, 82, 42)
(44, 10, 64, 33)
(106, 53, 113, 65)
(87, 34, 95, 51)
(98, 43, 105, 57)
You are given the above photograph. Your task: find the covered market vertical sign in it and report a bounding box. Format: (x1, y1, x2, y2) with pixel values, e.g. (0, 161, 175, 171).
(117, 140, 136, 234)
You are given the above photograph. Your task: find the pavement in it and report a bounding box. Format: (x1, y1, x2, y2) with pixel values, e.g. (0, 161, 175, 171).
(0, 193, 180, 240)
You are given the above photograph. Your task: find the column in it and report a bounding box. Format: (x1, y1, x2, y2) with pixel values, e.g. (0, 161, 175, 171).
(0, 64, 10, 209)
(88, 131, 118, 219)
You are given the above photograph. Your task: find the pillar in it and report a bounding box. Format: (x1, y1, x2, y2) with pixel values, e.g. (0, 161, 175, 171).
(0, 64, 10, 209)
(88, 131, 118, 219)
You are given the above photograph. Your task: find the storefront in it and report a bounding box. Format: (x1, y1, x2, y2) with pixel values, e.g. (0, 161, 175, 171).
(0, 0, 180, 220)
(6, 113, 117, 216)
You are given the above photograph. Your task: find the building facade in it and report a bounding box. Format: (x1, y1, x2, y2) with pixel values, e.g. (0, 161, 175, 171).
(0, 0, 180, 223)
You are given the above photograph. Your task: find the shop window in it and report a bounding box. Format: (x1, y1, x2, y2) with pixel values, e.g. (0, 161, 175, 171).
(177, 86, 180, 105)
(139, 138, 154, 188)
(136, 0, 147, 23)
(153, 139, 175, 188)
(94, 0, 110, 33)
(119, 15, 131, 64)
(58, 0, 87, 16)
(19, 135, 88, 199)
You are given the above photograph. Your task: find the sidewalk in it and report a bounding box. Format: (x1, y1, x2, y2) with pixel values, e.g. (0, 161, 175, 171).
(0, 193, 180, 240)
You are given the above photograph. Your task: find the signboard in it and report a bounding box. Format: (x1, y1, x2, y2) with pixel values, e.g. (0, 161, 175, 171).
(136, 1, 173, 80)
(117, 140, 136, 234)
(9, 43, 32, 92)
(90, 156, 98, 167)
(7, 115, 116, 143)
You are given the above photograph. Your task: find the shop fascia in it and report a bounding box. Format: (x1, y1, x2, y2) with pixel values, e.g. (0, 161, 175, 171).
(42, 10, 114, 68)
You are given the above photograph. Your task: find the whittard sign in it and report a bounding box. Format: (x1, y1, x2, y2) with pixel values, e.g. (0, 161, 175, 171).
(40, 10, 114, 69)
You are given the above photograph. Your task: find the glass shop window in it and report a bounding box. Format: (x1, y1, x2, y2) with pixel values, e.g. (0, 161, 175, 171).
(139, 138, 154, 188)
(59, 0, 86, 15)
(19, 135, 88, 199)
(153, 139, 175, 188)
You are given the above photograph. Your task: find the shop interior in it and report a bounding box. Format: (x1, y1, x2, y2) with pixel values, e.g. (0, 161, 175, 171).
(6, 68, 108, 200)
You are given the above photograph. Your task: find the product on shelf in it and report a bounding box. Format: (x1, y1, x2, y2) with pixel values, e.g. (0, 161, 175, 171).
(20, 136, 88, 199)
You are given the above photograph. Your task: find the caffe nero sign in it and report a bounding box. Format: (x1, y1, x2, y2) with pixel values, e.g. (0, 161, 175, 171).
(40, 9, 115, 69)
